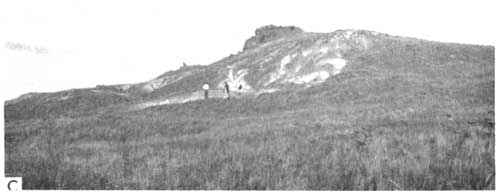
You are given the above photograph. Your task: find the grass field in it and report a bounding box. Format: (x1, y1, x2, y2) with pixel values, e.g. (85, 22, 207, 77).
(4, 36, 495, 190)
(5, 90, 495, 190)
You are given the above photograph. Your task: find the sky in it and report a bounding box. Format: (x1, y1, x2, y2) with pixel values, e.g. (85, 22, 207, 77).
(0, 0, 498, 100)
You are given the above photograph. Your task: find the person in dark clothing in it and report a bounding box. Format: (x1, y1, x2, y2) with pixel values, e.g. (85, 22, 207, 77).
(224, 81, 230, 100)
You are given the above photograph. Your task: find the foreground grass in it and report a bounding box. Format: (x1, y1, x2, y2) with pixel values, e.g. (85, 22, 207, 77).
(5, 100, 495, 190)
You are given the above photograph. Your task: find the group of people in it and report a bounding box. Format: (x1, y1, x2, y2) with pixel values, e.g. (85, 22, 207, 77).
(202, 81, 242, 100)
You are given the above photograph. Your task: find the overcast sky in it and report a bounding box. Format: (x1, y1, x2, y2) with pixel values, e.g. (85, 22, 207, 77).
(0, 0, 498, 100)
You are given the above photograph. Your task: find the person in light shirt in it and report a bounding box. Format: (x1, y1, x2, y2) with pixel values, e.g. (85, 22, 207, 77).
(202, 82, 210, 100)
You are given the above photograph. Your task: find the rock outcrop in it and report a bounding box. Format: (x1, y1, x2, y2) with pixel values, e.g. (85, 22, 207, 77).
(243, 25, 304, 51)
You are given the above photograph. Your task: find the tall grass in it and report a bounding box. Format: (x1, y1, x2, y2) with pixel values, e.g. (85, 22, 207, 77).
(5, 107, 495, 190)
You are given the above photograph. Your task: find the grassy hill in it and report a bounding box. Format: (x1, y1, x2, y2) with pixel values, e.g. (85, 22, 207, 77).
(4, 27, 495, 190)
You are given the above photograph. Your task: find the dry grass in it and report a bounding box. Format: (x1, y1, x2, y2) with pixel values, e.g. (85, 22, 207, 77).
(4, 99, 495, 190)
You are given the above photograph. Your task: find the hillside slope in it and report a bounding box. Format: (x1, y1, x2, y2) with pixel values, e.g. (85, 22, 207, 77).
(4, 26, 495, 190)
(5, 25, 426, 118)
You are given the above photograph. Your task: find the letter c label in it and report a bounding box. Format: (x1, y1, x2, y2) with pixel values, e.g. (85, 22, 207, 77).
(8, 180, 17, 190)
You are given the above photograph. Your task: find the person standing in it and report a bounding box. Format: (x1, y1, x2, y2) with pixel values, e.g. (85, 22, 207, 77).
(202, 82, 210, 100)
(224, 81, 230, 100)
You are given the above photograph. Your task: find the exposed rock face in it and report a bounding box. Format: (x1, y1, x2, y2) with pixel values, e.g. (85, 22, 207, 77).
(133, 28, 380, 108)
(243, 25, 304, 51)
